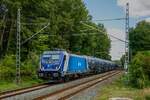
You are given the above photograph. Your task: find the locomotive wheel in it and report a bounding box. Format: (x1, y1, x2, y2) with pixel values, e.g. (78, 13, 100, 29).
(62, 76, 69, 82)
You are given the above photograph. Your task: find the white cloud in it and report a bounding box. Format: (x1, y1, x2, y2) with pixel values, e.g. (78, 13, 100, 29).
(117, 0, 150, 17)
(107, 28, 125, 60)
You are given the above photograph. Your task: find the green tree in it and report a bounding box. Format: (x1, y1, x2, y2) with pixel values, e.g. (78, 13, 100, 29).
(129, 21, 150, 57)
(0, 0, 112, 81)
(78, 22, 111, 59)
(0, 0, 89, 59)
(129, 51, 150, 88)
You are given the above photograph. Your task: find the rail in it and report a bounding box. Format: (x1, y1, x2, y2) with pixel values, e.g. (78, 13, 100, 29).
(34, 71, 121, 100)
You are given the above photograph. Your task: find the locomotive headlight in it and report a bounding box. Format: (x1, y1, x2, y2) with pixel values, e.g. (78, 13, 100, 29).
(56, 66, 59, 70)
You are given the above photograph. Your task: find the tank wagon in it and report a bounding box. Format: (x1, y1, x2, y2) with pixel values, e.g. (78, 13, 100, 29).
(38, 51, 117, 81)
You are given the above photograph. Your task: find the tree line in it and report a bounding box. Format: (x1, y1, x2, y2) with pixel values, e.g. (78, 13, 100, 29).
(0, 0, 111, 60)
(0, 0, 111, 82)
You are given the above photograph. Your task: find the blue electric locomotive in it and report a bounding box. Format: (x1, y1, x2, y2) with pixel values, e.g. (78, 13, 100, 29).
(38, 50, 117, 80)
(38, 51, 65, 79)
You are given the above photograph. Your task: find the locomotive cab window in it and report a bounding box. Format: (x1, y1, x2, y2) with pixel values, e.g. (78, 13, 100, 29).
(52, 55, 59, 60)
(42, 54, 60, 64)
(51, 54, 60, 62)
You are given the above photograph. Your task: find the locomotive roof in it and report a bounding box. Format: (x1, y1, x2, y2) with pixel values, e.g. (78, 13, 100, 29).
(42, 50, 115, 64)
(43, 51, 65, 55)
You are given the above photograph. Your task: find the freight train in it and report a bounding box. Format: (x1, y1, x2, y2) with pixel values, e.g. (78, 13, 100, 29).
(38, 51, 118, 81)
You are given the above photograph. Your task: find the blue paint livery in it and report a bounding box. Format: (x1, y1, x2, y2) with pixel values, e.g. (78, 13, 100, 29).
(38, 50, 118, 80)
(67, 55, 87, 73)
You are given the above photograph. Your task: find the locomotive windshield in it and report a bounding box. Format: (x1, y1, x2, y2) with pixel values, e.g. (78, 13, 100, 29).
(42, 54, 60, 64)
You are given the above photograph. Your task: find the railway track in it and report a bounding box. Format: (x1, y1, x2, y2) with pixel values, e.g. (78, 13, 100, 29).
(0, 70, 120, 100)
(0, 82, 51, 99)
(34, 70, 121, 100)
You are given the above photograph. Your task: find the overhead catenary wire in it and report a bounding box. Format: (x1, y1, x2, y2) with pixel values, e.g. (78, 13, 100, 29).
(81, 22, 128, 43)
(0, 15, 128, 44)
(40, 31, 126, 43)
(0, 21, 127, 44)
(0, 17, 126, 25)
(92, 17, 126, 22)
(21, 23, 50, 45)
(21, 22, 48, 25)
(80, 29, 127, 43)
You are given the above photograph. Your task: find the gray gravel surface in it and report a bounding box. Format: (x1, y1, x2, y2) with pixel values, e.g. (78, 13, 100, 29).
(68, 72, 123, 100)
(2, 72, 111, 100)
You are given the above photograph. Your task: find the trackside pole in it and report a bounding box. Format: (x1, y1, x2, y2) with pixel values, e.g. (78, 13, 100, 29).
(124, 3, 129, 73)
(16, 8, 21, 84)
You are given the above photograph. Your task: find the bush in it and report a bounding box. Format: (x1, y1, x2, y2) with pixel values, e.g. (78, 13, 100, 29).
(0, 52, 40, 82)
(145, 95, 150, 100)
(0, 55, 16, 81)
(129, 51, 150, 88)
(21, 52, 39, 79)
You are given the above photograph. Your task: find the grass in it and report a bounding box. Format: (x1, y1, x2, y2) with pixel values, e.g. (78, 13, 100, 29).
(96, 75, 150, 100)
(0, 77, 44, 93)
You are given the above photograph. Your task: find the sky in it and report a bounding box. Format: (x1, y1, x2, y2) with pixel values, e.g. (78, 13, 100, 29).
(83, 0, 150, 60)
